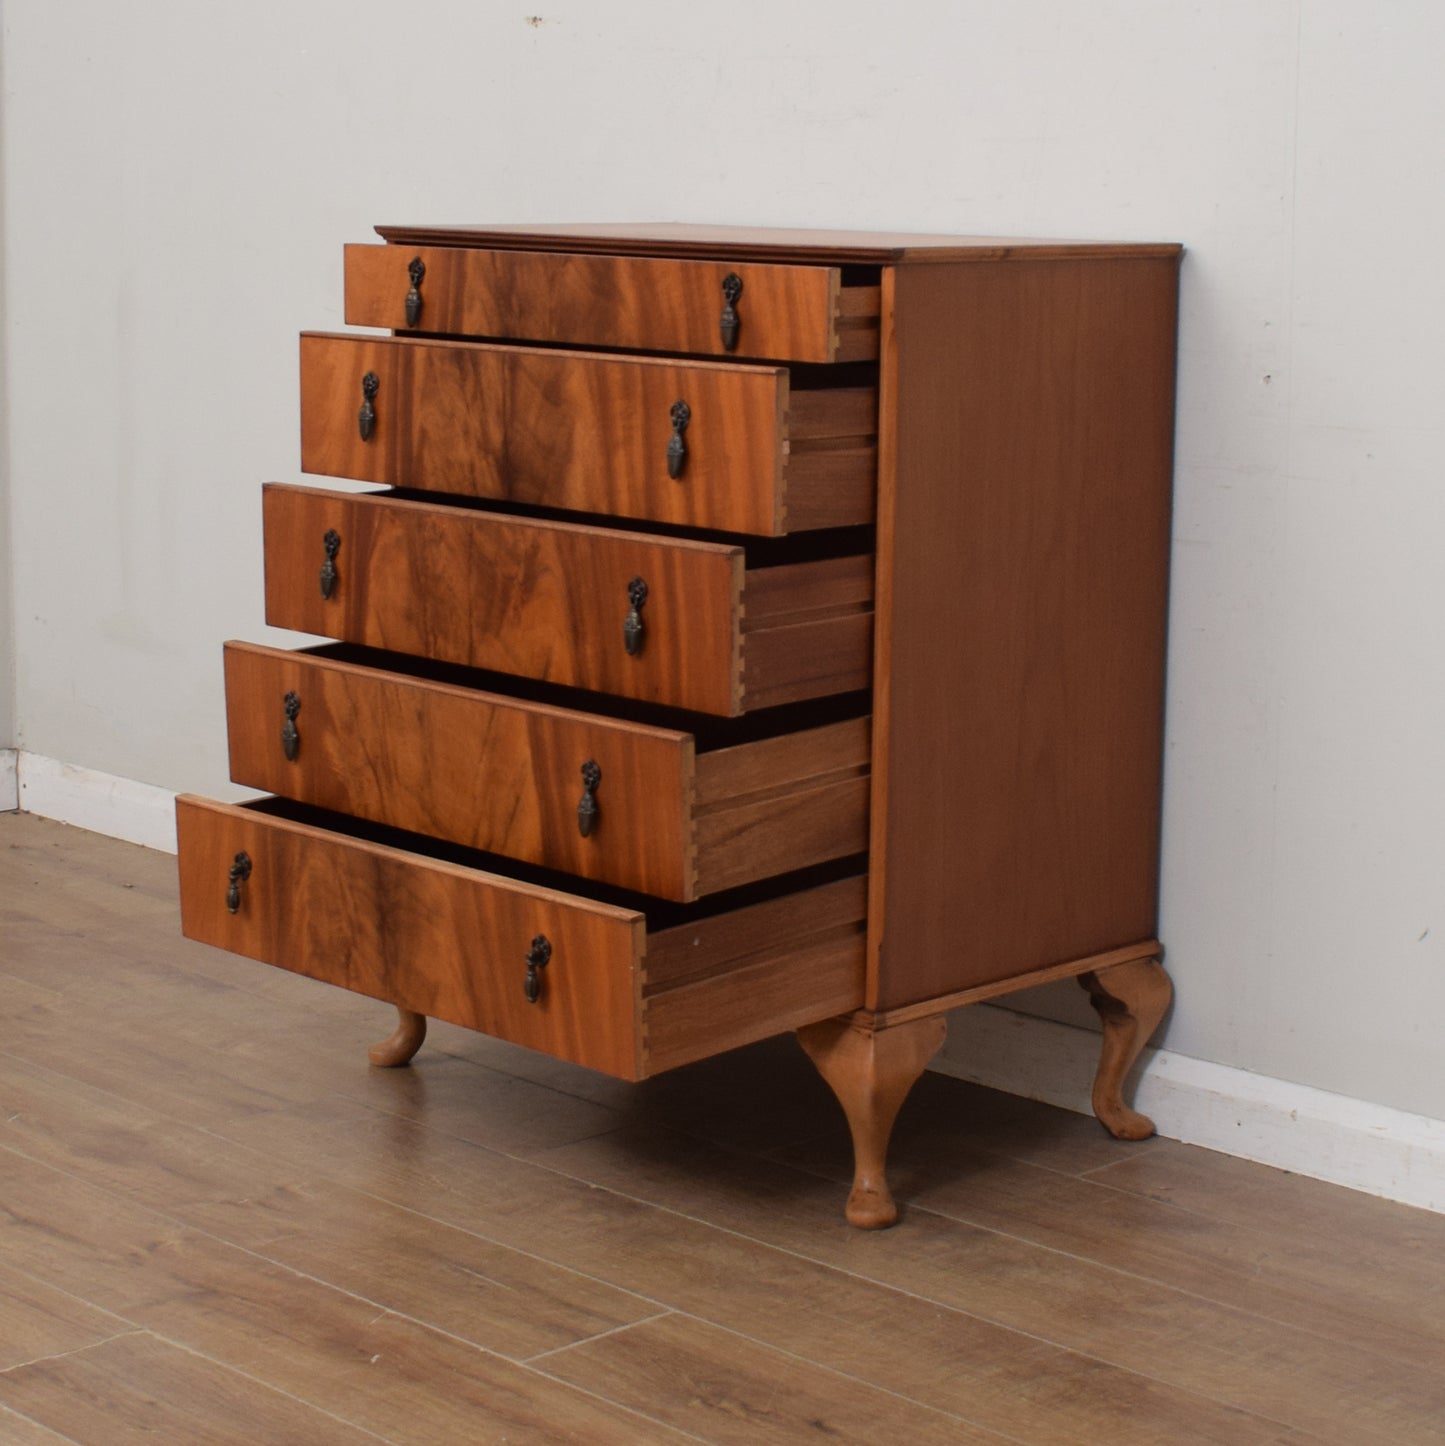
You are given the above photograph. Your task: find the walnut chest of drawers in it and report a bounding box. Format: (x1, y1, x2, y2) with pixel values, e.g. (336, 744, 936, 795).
(178, 223, 1182, 1227)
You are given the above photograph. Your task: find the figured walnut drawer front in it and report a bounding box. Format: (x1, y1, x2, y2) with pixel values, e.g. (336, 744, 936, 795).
(176, 795, 867, 1081)
(300, 333, 876, 536)
(262, 485, 873, 716)
(343, 243, 880, 363)
(224, 641, 870, 902)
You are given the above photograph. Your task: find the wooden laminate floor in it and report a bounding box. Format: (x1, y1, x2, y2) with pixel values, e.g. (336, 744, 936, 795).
(2, 812, 1443, 1444)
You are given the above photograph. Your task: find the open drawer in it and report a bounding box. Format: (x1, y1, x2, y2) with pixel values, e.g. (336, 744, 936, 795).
(343, 242, 881, 364)
(176, 795, 867, 1080)
(299, 332, 877, 536)
(262, 484, 874, 716)
(224, 641, 869, 901)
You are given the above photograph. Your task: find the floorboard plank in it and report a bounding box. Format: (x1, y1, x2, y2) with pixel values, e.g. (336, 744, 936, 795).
(0, 1264, 129, 1373)
(540, 1313, 1007, 1444)
(1087, 1138, 1445, 1256)
(5, 811, 1443, 1445)
(776, 1126, 1445, 1369)
(0, 1403, 82, 1444)
(0, 1333, 381, 1445)
(533, 1123, 1445, 1443)
(0, 1147, 693, 1443)
(208, 1094, 1319, 1445)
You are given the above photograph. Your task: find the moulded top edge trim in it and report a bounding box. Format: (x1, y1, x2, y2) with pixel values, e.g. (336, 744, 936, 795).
(371, 222, 1184, 267)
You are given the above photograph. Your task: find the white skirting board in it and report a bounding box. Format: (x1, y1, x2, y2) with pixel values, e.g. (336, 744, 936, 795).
(10, 748, 1445, 1216)
(15, 750, 178, 853)
(934, 1005, 1445, 1214)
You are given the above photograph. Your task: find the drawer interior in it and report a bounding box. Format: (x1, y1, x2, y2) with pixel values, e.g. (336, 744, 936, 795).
(244, 794, 866, 936)
(299, 331, 878, 535)
(263, 483, 875, 716)
(227, 640, 870, 901)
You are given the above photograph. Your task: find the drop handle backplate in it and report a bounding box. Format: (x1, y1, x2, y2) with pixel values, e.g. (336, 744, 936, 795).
(319, 529, 341, 600)
(281, 691, 301, 761)
(404, 256, 426, 327)
(666, 400, 690, 479)
(720, 272, 743, 351)
(358, 371, 379, 442)
(524, 934, 552, 1004)
(225, 851, 252, 914)
(577, 759, 601, 838)
(623, 577, 648, 656)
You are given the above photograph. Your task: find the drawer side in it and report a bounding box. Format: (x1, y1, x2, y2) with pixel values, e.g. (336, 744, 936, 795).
(641, 874, 867, 1076)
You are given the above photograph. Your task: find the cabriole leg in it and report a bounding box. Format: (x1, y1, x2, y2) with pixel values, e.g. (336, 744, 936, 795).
(1078, 957, 1172, 1139)
(797, 1014, 946, 1229)
(368, 1005, 427, 1067)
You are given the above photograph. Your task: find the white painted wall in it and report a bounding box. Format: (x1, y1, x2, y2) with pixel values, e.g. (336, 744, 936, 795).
(3, 3, 1443, 1124)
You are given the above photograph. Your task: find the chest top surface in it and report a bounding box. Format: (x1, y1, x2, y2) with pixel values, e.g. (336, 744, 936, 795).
(372, 221, 1182, 266)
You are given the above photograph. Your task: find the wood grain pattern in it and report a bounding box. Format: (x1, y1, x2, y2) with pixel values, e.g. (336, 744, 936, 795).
(693, 714, 870, 808)
(19, 812, 1445, 1444)
(536, 1118, 1445, 1444)
(0, 1332, 378, 1445)
(374, 221, 1185, 267)
(643, 874, 868, 994)
(741, 613, 873, 711)
(0, 1138, 687, 1445)
(693, 777, 869, 896)
(796, 1015, 947, 1228)
(0, 1261, 122, 1371)
(344, 242, 863, 362)
(0, 1406, 76, 1444)
(301, 332, 876, 535)
(857, 938, 1163, 1027)
(177, 797, 867, 1081)
(223, 640, 696, 900)
(691, 715, 870, 896)
(176, 794, 649, 1079)
(302, 332, 810, 535)
(224, 642, 868, 900)
(644, 935, 865, 1077)
(1079, 956, 1174, 1139)
(367, 1004, 427, 1066)
(866, 255, 1180, 1008)
(262, 483, 746, 715)
(541, 1312, 998, 1444)
(263, 484, 872, 716)
(0, 1050, 660, 1366)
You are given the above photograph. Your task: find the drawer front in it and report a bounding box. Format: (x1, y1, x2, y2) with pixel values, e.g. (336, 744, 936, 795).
(301, 333, 805, 535)
(177, 796, 868, 1080)
(225, 642, 872, 902)
(343, 242, 879, 362)
(176, 794, 646, 1078)
(224, 641, 694, 899)
(264, 486, 874, 715)
(263, 485, 745, 715)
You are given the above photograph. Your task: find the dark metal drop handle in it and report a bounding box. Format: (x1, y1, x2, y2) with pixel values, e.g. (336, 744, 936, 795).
(225, 851, 252, 914)
(623, 577, 648, 656)
(524, 934, 553, 1005)
(404, 256, 426, 328)
(577, 760, 601, 839)
(281, 692, 301, 761)
(720, 272, 743, 351)
(320, 529, 341, 600)
(666, 400, 690, 480)
(358, 371, 379, 442)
